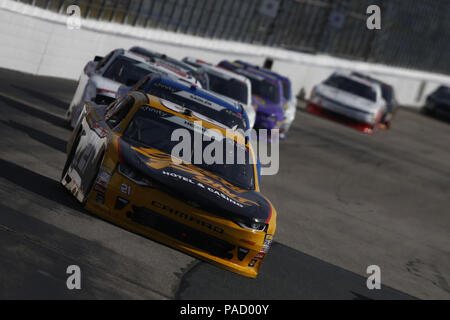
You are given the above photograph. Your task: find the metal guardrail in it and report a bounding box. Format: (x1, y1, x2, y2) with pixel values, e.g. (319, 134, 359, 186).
(15, 0, 450, 76)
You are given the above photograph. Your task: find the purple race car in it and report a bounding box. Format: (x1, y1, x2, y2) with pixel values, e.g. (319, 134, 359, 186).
(232, 60, 297, 139)
(218, 61, 284, 136)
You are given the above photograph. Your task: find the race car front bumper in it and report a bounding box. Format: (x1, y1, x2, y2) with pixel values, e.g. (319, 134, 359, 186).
(306, 101, 377, 134)
(84, 168, 276, 278)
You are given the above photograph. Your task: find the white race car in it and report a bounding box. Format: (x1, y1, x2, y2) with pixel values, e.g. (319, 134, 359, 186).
(67, 49, 199, 128)
(307, 71, 387, 134)
(182, 57, 256, 129)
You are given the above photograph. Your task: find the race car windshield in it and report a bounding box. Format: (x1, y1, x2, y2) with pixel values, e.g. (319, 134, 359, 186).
(206, 72, 248, 104)
(325, 76, 377, 102)
(123, 107, 255, 190)
(143, 82, 247, 130)
(247, 77, 279, 103)
(103, 56, 157, 86)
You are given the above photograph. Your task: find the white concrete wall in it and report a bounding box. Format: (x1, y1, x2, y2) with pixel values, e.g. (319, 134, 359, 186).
(1, 0, 449, 107)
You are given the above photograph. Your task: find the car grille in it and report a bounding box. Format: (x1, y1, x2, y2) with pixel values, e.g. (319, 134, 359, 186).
(315, 104, 367, 126)
(129, 206, 235, 259)
(320, 96, 371, 115)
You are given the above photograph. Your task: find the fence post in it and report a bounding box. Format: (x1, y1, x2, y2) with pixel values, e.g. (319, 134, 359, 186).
(132, 0, 144, 26)
(144, 0, 157, 27)
(211, 0, 227, 38)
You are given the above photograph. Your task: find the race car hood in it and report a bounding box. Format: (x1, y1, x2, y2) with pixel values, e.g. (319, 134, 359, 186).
(119, 139, 272, 224)
(317, 83, 383, 113)
(252, 95, 284, 121)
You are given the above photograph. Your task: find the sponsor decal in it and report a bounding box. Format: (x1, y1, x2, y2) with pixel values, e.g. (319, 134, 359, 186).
(141, 106, 172, 118)
(260, 246, 270, 254)
(264, 234, 273, 243)
(174, 90, 224, 111)
(162, 170, 246, 208)
(131, 146, 259, 207)
(151, 200, 224, 234)
(152, 82, 178, 93)
(248, 258, 258, 268)
(121, 183, 131, 195)
(93, 183, 106, 204)
(93, 169, 111, 204)
(255, 252, 265, 260)
(261, 234, 273, 253)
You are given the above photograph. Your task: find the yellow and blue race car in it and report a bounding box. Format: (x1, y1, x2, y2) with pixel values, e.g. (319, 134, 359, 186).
(61, 77, 277, 278)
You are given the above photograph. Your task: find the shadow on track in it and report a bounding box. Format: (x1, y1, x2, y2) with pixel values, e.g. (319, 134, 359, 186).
(10, 85, 69, 110)
(0, 95, 70, 129)
(1, 120, 66, 153)
(176, 242, 416, 300)
(0, 159, 417, 300)
(0, 158, 80, 211)
(0, 203, 166, 299)
(401, 106, 450, 125)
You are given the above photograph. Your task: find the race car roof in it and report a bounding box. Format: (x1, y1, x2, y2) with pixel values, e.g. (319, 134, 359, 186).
(145, 94, 247, 143)
(142, 74, 250, 129)
(232, 60, 292, 99)
(234, 60, 292, 87)
(185, 58, 250, 83)
(129, 47, 200, 75)
(351, 72, 392, 89)
(120, 50, 195, 83)
(221, 61, 280, 84)
(330, 70, 382, 90)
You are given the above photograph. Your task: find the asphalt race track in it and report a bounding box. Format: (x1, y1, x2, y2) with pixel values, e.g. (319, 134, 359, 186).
(0, 68, 449, 299)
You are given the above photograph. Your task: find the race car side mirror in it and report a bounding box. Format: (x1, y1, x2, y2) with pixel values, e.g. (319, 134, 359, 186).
(84, 61, 95, 76)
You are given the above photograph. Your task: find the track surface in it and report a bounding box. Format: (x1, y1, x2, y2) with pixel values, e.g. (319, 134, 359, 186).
(0, 68, 449, 299)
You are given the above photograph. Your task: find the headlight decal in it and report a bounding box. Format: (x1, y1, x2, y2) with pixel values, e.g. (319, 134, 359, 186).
(234, 218, 267, 231)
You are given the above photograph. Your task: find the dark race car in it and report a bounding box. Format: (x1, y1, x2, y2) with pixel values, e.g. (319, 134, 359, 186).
(422, 86, 450, 120)
(218, 61, 285, 138)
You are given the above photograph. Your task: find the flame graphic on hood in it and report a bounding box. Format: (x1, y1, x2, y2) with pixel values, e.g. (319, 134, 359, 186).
(131, 146, 260, 207)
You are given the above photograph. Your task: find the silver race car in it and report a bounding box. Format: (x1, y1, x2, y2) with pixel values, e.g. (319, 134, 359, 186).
(67, 49, 200, 128)
(307, 71, 387, 134)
